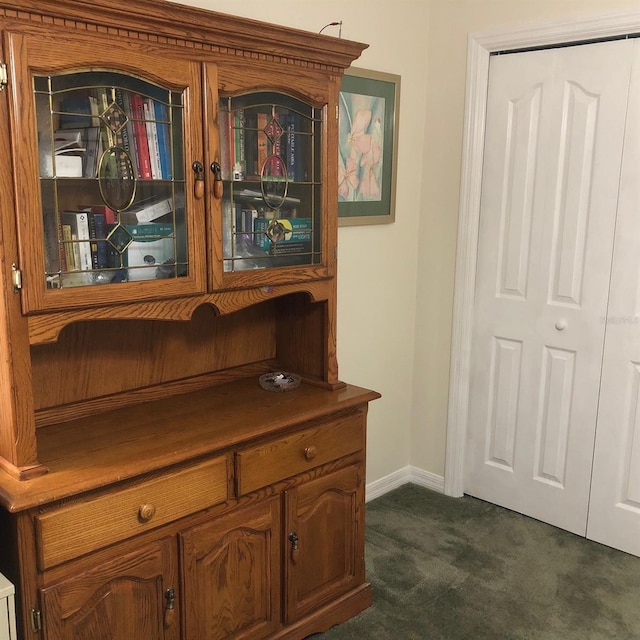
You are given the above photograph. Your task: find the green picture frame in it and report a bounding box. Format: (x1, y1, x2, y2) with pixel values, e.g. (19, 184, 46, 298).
(338, 67, 400, 226)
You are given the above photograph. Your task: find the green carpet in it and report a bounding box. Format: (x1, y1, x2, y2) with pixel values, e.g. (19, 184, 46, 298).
(312, 484, 640, 640)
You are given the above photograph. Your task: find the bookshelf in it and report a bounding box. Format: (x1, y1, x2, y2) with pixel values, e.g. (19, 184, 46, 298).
(0, 0, 377, 638)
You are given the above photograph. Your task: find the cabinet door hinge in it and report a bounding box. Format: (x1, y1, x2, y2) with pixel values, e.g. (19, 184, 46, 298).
(11, 264, 22, 292)
(30, 607, 42, 633)
(0, 63, 7, 91)
(336, 104, 339, 120)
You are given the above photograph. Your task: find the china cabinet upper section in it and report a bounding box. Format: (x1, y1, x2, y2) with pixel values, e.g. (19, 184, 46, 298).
(0, 0, 367, 481)
(1, 0, 368, 315)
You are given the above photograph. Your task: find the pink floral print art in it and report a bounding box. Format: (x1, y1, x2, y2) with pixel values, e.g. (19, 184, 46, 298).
(338, 91, 385, 203)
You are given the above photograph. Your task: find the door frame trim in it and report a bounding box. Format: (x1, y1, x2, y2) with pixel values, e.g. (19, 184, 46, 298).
(445, 10, 640, 497)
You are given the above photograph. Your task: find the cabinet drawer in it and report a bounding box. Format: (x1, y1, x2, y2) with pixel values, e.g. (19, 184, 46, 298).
(35, 456, 228, 570)
(235, 410, 364, 496)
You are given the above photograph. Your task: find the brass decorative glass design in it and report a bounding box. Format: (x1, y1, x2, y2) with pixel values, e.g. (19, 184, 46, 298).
(218, 92, 322, 273)
(34, 71, 187, 289)
(98, 147, 136, 211)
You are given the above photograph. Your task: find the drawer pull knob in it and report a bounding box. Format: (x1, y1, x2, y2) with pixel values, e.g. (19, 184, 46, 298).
(138, 503, 156, 522)
(304, 445, 318, 461)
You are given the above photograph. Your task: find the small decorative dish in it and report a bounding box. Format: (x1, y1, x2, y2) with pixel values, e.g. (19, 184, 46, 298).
(259, 371, 302, 392)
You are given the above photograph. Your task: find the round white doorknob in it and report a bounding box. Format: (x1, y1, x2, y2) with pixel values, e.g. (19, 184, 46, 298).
(555, 319, 567, 331)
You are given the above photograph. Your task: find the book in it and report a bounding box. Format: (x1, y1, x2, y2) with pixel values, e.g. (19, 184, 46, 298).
(218, 106, 231, 180)
(144, 98, 162, 179)
(256, 112, 268, 176)
(242, 112, 257, 178)
(222, 199, 233, 259)
(154, 100, 172, 180)
(42, 211, 61, 276)
(266, 114, 284, 176)
(253, 217, 312, 254)
(122, 91, 139, 177)
(115, 89, 132, 156)
(82, 127, 101, 178)
(235, 188, 300, 206)
(121, 196, 173, 224)
(61, 223, 74, 271)
(125, 223, 175, 281)
(96, 87, 115, 148)
(78, 203, 117, 225)
(61, 211, 92, 271)
(53, 155, 83, 177)
(53, 129, 85, 153)
(88, 212, 108, 269)
(232, 108, 245, 180)
(282, 113, 297, 182)
(89, 95, 100, 127)
(130, 93, 152, 179)
(58, 94, 93, 129)
(111, 88, 135, 181)
(283, 112, 308, 182)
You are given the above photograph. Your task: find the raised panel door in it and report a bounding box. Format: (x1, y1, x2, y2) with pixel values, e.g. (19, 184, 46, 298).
(179, 497, 281, 640)
(284, 464, 364, 624)
(39, 537, 178, 640)
(465, 39, 633, 535)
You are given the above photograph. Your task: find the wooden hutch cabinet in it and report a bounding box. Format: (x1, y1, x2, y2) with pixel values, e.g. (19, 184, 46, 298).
(0, 1, 379, 638)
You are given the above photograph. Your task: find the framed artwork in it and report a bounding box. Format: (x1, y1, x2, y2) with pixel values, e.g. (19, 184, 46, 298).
(338, 67, 400, 226)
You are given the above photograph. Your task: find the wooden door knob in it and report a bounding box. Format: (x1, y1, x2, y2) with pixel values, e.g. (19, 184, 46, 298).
(304, 445, 318, 461)
(138, 503, 156, 522)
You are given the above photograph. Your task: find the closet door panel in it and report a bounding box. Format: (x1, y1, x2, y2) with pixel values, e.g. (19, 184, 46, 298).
(465, 39, 633, 535)
(587, 39, 640, 558)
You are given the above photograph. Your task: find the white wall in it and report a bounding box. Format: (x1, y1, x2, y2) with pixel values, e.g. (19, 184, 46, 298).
(172, 0, 430, 488)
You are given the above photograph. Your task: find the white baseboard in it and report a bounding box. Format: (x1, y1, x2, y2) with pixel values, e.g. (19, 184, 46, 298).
(410, 466, 446, 493)
(365, 466, 445, 502)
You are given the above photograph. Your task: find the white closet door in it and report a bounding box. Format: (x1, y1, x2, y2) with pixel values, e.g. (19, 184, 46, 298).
(465, 40, 633, 535)
(587, 39, 640, 557)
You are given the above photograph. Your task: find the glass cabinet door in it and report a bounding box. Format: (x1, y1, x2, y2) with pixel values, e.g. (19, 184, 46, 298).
(6, 30, 205, 313)
(218, 93, 322, 274)
(36, 72, 187, 290)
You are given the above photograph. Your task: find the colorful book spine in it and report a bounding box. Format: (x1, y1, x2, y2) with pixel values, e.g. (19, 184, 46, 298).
(82, 126, 101, 178)
(233, 109, 245, 180)
(61, 223, 74, 271)
(78, 204, 117, 226)
(123, 92, 140, 177)
(283, 113, 297, 182)
(130, 93, 152, 179)
(115, 89, 134, 166)
(88, 212, 108, 269)
(257, 112, 268, 177)
(154, 101, 171, 180)
(61, 211, 92, 271)
(144, 98, 162, 179)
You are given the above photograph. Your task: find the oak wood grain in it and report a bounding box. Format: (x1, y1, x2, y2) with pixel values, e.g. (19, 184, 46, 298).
(0, 3, 374, 637)
(0, 0, 367, 71)
(36, 456, 228, 569)
(235, 410, 364, 495)
(0, 380, 379, 512)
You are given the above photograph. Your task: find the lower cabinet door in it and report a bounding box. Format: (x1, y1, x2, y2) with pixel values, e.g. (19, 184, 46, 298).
(179, 497, 281, 640)
(40, 537, 178, 640)
(284, 464, 365, 623)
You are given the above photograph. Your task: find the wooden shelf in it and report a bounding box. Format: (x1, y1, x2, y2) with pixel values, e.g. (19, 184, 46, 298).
(0, 378, 379, 512)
